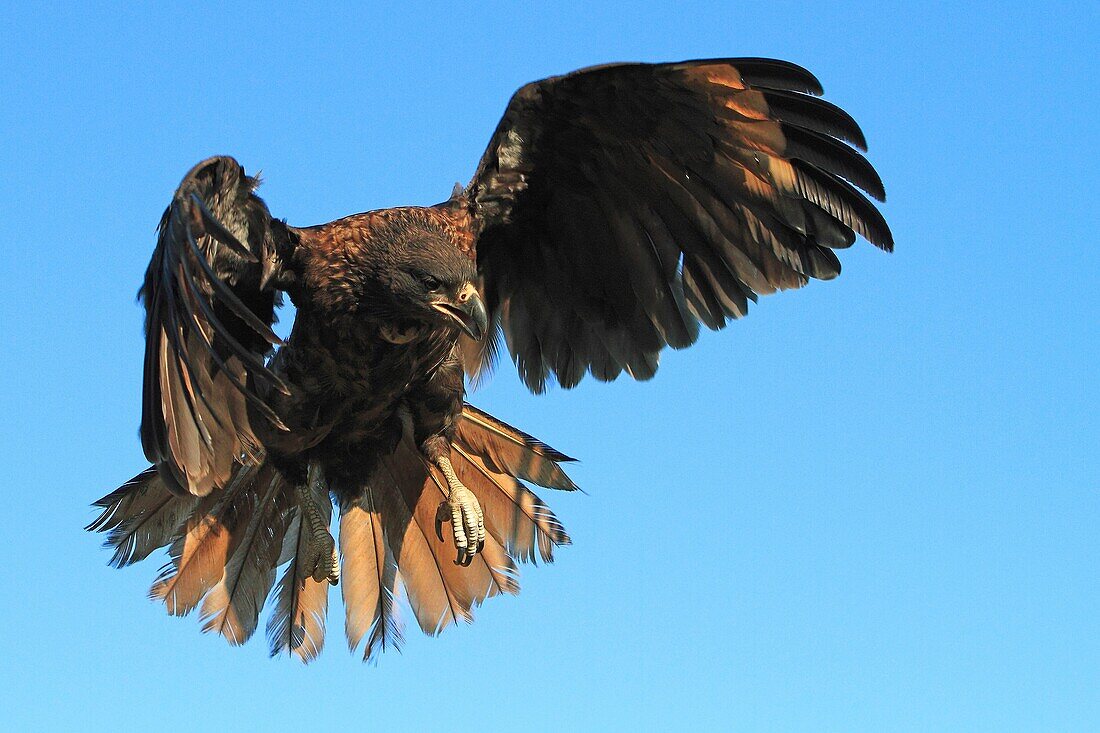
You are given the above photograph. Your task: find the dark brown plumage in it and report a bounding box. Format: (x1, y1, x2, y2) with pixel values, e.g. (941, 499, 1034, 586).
(89, 57, 891, 662)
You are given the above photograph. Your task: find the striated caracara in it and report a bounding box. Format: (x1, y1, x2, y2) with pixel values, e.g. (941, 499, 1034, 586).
(88, 58, 892, 662)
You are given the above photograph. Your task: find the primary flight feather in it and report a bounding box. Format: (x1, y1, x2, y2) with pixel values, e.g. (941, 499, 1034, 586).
(89, 58, 891, 662)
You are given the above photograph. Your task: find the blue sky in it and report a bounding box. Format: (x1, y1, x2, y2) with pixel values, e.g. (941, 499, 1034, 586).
(1, 2, 1096, 730)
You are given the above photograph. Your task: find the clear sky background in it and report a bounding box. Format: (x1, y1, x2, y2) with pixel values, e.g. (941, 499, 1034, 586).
(1, 2, 1096, 731)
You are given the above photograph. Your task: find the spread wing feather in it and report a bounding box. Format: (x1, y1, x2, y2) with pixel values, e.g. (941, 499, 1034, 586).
(141, 156, 294, 496)
(466, 58, 892, 392)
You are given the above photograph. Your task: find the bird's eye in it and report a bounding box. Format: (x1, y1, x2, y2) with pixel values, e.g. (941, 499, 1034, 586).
(419, 274, 442, 291)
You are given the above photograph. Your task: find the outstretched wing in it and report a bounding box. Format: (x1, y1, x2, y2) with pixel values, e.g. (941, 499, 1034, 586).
(141, 156, 293, 496)
(465, 58, 891, 392)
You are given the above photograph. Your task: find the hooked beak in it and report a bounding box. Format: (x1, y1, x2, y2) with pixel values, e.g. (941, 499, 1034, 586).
(431, 282, 488, 340)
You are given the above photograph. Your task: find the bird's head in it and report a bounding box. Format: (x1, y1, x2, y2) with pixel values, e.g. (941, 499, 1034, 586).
(353, 215, 487, 342)
(388, 244, 488, 340)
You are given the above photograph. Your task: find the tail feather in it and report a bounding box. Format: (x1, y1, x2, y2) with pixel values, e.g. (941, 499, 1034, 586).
(148, 462, 258, 616)
(338, 488, 403, 662)
(88, 468, 199, 567)
(418, 464, 516, 606)
(201, 467, 293, 645)
(458, 404, 578, 490)
(452, 443, 571, 563)
(478, 531, 522, 595)
(267, 510, 332, 662)
(90, 404, 576, 660)
(428, 466, 522, 596)
(375, 446, 468, 634)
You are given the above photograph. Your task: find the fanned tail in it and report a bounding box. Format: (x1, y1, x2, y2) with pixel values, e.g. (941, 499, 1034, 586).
(450, 444, 570, 564)
(335, 404, 573, 647)
(147, 463, 257, 616)
(453, 404, 574, 562)
(200, 466, 293, 644)
(90, 403, 575, 661)
(90, 460, 297, 647)
(457, 404, 578, 490)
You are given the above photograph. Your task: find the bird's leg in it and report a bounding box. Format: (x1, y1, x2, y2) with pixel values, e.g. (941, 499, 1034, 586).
(433, 453, 485, 566)
(295, 462, 339, 585)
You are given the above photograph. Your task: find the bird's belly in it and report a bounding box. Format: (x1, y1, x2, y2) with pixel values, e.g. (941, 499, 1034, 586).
(261, 328, 453, 482)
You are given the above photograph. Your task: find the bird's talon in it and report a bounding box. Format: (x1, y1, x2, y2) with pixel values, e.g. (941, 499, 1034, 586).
(300, 520, 340, 586)
(435, 503, 449, 543)
(436, 484, 484, 565)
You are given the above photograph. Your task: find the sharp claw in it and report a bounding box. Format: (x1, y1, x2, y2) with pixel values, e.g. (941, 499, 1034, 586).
(435, 503, 448, 542)
(329, 546, 340, 585)
(436, 483, 485, 566)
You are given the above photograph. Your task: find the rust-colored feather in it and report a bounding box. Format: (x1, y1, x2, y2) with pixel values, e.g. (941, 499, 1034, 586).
(150, 508, 232, 616)
(201, 469, 291, 645)
(419, 467, 516, 606)
(149, 462, 261, 615)
(457, 405, 577, 490)
(451, 444, 570, 564)
(376, 444, 467, 635)
(339, 489, 403, 662)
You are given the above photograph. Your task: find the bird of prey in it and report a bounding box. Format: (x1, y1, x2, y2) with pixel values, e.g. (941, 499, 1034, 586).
(89, 58, 891, 662)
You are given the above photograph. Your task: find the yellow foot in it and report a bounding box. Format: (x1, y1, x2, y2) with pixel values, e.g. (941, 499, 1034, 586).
(435, 484, 485, 566)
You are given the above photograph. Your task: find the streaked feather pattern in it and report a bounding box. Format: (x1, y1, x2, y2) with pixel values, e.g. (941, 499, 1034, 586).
(91, 408, 571, 658)
(457, 404, 577, 490)
(266, 464, 335, 661)
(351, 416, 564, 638)
(417, 467, 515, 607)
(376, 445, 468, 634)
(451, 445, 571, 563)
